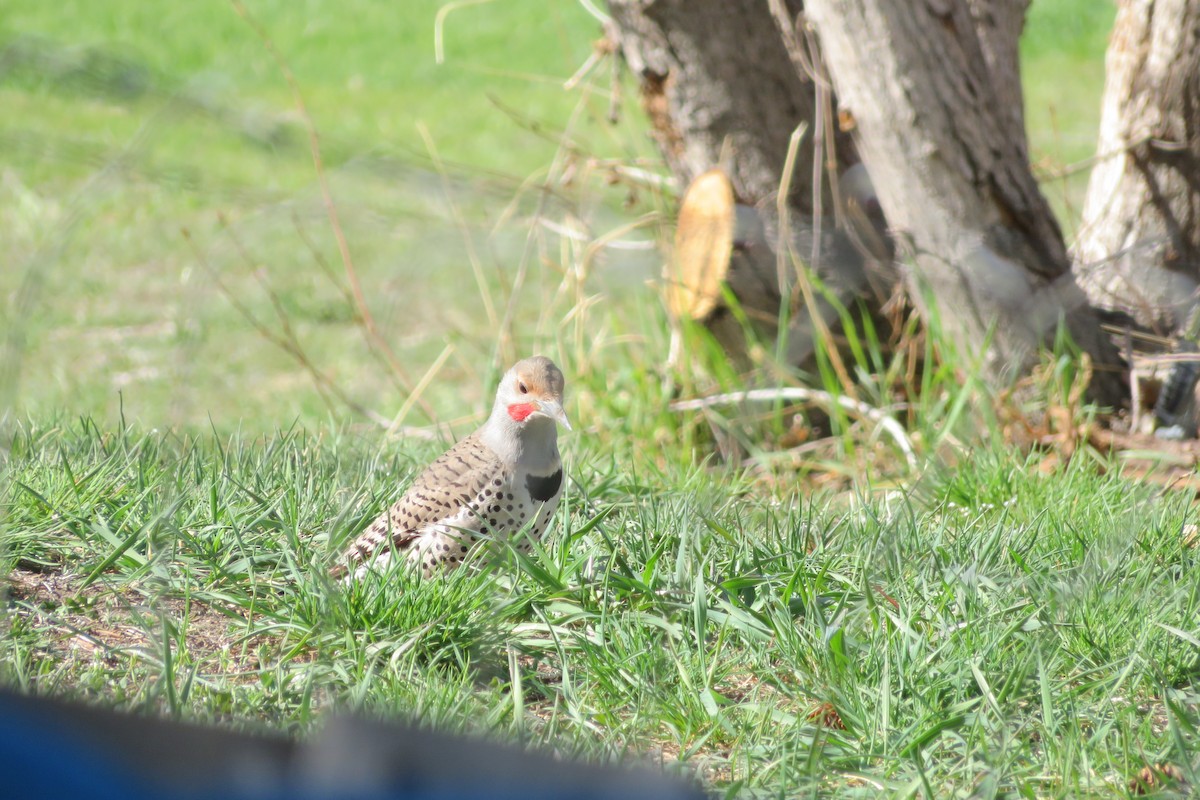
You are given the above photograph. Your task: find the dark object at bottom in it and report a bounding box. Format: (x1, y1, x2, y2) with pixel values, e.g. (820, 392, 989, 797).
(0, 689, 704, 800)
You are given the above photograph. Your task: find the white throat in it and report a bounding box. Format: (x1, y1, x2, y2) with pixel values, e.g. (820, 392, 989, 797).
(481, 406, 560, 472)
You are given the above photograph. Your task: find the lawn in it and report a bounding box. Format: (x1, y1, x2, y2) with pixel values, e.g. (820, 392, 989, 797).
(1, 0, 657, 428)
(3, 419, 1198, 796)
(6, 0, 1199, 797)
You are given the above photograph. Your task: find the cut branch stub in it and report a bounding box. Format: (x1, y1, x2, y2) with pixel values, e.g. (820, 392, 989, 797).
(667, 168, 896, 374)
(669, 169, 736, 321)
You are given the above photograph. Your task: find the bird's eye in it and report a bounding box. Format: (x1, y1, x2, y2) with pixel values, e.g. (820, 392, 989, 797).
(518, 382, 528, 394)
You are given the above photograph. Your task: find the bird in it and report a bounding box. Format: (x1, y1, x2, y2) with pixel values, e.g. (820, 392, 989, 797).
(333, 356, 570, 579)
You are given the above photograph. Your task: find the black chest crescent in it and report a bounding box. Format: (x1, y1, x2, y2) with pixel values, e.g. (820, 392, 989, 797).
(525, 469, 563, 503)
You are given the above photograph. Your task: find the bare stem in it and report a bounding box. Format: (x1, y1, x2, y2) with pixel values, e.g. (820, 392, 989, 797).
(671, 387, 918, 469)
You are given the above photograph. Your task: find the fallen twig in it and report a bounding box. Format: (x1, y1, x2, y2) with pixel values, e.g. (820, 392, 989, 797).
(670, 387, 918, 469)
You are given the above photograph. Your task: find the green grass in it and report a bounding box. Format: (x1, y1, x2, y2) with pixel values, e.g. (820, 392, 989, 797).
(0, 0, 654, 428)
(2, 420, 1198, 795)
(1022, 0, 1118, 236)
(1, 0, 601, 173)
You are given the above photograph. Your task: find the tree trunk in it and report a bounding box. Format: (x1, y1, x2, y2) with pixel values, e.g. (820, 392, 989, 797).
(965, 0, 1031, 151)
(804, 0, 1125, 403)
(605, 0, 854, 213)
(1074, 0, 1200, 335)
(605, 0, 895, 373)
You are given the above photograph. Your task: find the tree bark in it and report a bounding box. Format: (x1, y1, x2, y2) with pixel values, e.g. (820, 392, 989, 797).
(605, 0, 856, 213)
(1074, 0, 1200, 334)
(804, 0, 1124, 403)
(606, 0, 894, 373)
(966, 0, 1030, 151)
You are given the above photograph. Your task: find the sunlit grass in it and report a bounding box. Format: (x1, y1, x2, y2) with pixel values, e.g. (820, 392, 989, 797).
(2, 419, 1198, 794)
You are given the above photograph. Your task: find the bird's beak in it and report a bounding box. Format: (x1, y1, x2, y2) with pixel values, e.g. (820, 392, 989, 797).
(537, 399, 572, 430)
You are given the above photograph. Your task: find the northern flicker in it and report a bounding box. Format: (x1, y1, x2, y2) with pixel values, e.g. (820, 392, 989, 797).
(333, 356, 570, 579)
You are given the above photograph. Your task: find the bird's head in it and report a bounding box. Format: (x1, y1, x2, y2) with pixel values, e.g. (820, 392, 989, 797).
(494, 355, 571, 431)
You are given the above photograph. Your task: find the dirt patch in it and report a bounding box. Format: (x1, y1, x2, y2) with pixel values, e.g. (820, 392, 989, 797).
(3, 567, 251, 675)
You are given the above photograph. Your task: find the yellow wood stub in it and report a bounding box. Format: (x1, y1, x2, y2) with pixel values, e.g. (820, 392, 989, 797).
(668, 169, 735, 321)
